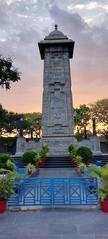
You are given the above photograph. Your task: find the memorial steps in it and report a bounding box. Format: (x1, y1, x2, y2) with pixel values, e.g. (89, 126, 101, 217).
(40, 154, 108, 168)
(41, 156, 76, 168)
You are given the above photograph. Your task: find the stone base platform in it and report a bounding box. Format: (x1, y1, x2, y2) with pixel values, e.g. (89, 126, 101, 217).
(15, 135, 101, 156)
(42, 136, 76, 156)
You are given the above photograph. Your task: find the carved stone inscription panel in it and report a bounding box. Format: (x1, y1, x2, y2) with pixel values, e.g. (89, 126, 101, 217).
(49, 89, 67, 127)
(49, 52, 65, 85)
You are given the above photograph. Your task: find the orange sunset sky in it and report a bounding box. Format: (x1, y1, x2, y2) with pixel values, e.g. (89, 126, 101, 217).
(0, 0, 108, 113)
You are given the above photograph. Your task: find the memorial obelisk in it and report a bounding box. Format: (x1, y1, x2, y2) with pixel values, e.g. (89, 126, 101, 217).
(38, 25, 75, 155)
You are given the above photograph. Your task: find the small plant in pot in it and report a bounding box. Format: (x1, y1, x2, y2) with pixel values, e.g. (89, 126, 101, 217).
(34, 153, 42, 169)
(89, 163, 108, 212)
(26, 163, 34, 175)
(75, 156, 83, 166)
(79, 163, 86, 174)
(68, 144, 77, 166)
(40, 144, 48, 163)
(0, 174, 14, 213)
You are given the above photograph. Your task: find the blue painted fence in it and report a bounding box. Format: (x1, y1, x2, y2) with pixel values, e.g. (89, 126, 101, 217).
(8, 177, 98, 207)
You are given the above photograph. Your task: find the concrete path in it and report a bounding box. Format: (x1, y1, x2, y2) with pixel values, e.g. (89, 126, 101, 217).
(37, 168, 78, 178)
(0, 208, 108, 239)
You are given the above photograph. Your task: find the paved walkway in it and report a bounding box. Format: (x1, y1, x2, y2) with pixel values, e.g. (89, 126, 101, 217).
(37, 168, 78, 178)
(0, 208, 108, 239)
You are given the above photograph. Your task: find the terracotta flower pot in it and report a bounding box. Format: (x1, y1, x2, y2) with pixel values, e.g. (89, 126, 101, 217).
(41, 160, 45, 166)
(100, 199, 108, 212)
(80, 169, 84, 174)
(28, 169, 32, 175)
(0, 200, 7, 213)
(35, 165, 39, 169)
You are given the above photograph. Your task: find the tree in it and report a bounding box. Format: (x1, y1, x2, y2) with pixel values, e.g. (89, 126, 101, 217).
(74, 104, 91, 127)
(90, 99, 108, 139)
(0, 104, 23, 136)
(0, 104, 8, 135)
(90, 99, 108, 125)
(74, 104, 91, 139)
(0, 56, 20, 90)
(23, 113, 42, 139)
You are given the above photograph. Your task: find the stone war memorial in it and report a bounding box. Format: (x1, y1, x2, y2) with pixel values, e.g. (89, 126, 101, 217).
(16, 25, 101, 156)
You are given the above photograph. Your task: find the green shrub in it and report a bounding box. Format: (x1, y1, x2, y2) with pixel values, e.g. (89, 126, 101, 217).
(77, 146, 93, 164)
(6, 159, 16, 172)
(0, 153, 13, 168)
(22, 151, 36, 165)
(68, 144, 77, 157)
(0, 168, 12, 175)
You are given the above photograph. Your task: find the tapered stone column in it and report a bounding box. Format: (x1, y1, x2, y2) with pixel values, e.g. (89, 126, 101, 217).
(38, 25, 75, 155)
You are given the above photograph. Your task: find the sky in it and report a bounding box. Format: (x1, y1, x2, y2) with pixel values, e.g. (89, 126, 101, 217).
(0, 0, 108, 113)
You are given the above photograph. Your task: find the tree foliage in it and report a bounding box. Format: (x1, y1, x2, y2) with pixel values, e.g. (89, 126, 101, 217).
(23, 112, 42, 139)
(90, 99, 108, 125)
(0, 104, 23, 136)
(74, 104, 91, 127)
(0, 104, 42, 138)
(90, 99, 108, 139)
(0, 56, 20, 90)
(74, 104, 91, 139)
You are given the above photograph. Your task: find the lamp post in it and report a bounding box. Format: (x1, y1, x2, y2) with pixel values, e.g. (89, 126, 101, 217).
(29, 126, 33, 140)
(83, 122, 87, 139)
(92, 115, 96, 136)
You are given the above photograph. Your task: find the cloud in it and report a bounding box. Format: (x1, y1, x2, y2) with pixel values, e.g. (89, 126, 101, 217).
(47, 4, 108, 105)
(67, 1, 108, 27)
(0, 0, 43, 113)
(68, 2, 108, 11)
(0, 1, 9, 27)
(0, 0, 108, 112)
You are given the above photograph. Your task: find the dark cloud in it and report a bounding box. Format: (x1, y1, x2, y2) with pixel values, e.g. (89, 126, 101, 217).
(48, 5, 108, 82)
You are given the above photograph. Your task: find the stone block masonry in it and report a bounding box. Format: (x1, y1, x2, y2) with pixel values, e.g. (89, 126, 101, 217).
(38, 25, 75, 155)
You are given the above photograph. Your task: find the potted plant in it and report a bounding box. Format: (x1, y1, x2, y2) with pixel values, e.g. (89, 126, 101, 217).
(0, 174, 14, 213)
(68, 144, 77, 166)
(79, 163, 86, 174)
(26, 163, 34, 175)
(89, 163, 108, 212)
(75, 155, 83, 166)
(34, 152, 42, 169)
(40, 144, 48, 164)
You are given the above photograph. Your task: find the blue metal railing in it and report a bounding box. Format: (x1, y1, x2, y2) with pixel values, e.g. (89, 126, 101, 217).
(8, 177, 99, 207)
